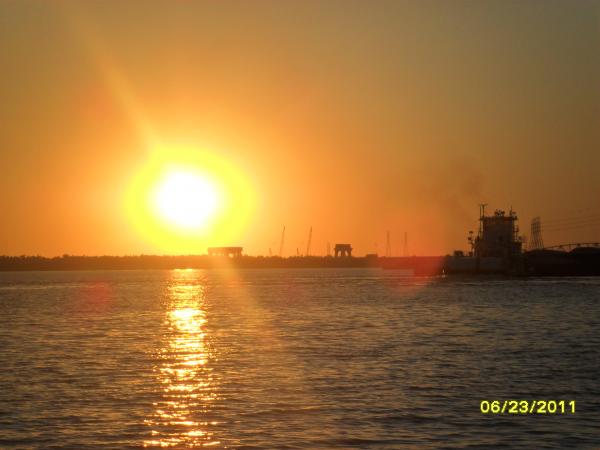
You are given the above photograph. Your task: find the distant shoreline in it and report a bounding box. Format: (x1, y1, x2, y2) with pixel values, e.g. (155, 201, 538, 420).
(0, 255, 383, 271)
(3, 253, 600, 277)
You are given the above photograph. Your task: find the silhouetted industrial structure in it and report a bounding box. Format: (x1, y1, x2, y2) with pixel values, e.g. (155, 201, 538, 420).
(528, 216, 544, 250)
(334, 244, 352, 258)
(385, 231, 391, 257)
(472, 207, 522, 259)
(1, 203, 597, 276)
(379, 205, 600, 276)
(306, 226, 312, 256)
(279, 226, 286, 257)
(207, 247, 243, 257)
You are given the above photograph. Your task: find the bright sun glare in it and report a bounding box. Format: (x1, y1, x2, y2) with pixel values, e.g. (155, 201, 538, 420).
(153, 170, 219, 229)
(124, 144, 255, 253)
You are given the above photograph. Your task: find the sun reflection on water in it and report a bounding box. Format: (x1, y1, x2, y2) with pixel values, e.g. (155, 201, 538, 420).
(144, 270, 219, 448)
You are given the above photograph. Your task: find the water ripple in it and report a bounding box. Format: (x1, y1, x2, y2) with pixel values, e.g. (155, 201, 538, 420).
(0, 269, 599, 448)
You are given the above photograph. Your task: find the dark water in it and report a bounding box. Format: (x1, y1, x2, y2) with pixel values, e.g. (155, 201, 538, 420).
(0, 269, 599, 449)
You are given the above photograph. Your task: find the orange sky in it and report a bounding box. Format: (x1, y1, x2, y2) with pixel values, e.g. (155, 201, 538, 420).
(1, 1, 599, 257)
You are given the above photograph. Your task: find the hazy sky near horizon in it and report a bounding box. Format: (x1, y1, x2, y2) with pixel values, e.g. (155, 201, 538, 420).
(1, 0, 599, 256)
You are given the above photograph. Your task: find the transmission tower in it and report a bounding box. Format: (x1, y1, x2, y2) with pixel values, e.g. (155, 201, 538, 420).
(529, 217, 544, 250)
(403, 232, 408, 257)
(306, 226, 312, 256)
(279, 226, 286, 257)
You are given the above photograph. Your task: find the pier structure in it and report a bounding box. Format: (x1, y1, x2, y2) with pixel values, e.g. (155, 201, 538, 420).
(334, 244, 353, 258)
(207, 247, 243, 258)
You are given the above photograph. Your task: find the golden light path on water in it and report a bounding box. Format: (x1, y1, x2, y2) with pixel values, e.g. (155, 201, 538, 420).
(144, 270, 219, 448)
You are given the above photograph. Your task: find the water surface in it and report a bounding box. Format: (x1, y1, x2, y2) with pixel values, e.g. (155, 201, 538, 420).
(1, 269, 599, 448)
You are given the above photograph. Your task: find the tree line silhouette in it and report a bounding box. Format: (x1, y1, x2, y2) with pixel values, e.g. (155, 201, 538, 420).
(0, 254, 375, 271)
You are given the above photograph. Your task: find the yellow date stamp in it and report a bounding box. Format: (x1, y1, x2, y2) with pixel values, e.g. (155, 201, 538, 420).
(480, 400, 576, 414)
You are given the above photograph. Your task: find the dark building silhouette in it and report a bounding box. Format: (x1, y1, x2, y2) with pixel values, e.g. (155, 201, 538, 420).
(334, 244, 353, 257)
(207, 247, 243, 257)
(472, 208, 522, 259)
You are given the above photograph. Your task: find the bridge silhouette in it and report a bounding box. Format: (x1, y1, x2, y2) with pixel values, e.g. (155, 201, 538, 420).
(540, 242, 600, 251)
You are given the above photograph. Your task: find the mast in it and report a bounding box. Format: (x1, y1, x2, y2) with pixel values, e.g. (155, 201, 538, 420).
(278, 226, 286, 257)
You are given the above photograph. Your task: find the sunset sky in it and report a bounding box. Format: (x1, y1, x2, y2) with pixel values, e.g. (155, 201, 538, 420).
(1, 0, 598, 257)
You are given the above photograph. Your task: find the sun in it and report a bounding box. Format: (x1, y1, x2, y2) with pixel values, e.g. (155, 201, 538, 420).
(124, 144, 255, 254)
(152, 170, 219, 229)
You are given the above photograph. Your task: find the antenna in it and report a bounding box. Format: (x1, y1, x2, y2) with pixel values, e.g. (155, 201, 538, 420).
(306, 226, 312, 256)
(385, 231, 391, 257)
(279, 226, 286, 257)
(478, 203, 487, 237)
